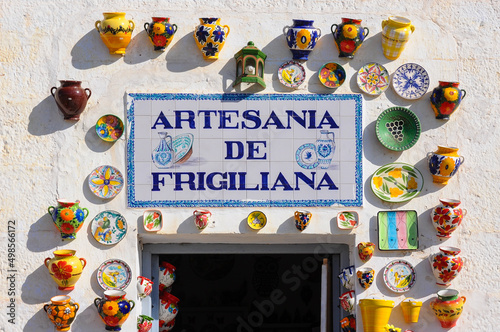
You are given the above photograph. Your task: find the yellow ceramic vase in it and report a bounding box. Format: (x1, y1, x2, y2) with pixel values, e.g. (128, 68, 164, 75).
(381, 16, 415, 60)
(193, 18, 230, 60)
(44, 250, 87, 291)
(427, 146, 464, 184)
(44, 295, 79, 331)
(359, 299, 395, 332)
(95, 12, 135, 55)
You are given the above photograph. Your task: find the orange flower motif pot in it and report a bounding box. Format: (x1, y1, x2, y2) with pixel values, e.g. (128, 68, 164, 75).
(431, 198, 467, 238)
(358, 242, 375, 263)
(94, 290, 135, 331)
(430, 289, 466, 328)
(48, 199, 89, 240)
(429, 246, 464, 286)
(95, 12, 135, 55)
(44, 295, 79, 331)
(44, 250, 86, 291)
(427, 146, 464, 184)
(430, 81, 466, 120)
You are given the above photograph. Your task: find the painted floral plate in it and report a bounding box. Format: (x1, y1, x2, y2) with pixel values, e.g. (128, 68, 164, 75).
(376, 107, 421, 151)
(318, 62, 346, 89)
(143, 209, 162, 232)
(371, 162, 423, 203)
(97, 258, 132, 290)
(392, 63, 430, 100)
(95, 114, 124, 142)
(88, 165, 124, 199)
(337, 211, 359, 230)
(357, 63, 390, 95)
(173, 133, 194, 164)
(90, 210, 127, 245)
(278, 60, 306, 88)
(296, 143, 319, 169)
(383, 259, 416, 293)
(247, 211, 267, 230)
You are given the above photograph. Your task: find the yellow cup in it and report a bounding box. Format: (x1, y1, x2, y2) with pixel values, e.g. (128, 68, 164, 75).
(401, 298, 422, 323)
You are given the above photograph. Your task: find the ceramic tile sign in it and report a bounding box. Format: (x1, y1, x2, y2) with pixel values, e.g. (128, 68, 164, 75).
(126, 93, 362, 207)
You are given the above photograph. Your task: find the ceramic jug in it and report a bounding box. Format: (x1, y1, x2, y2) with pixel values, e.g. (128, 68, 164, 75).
(44, 295, 79, 331)
(294, 210, 312, 231)
(429, 246, 464, 286)
(152, 132, 174, 169)
(159, 261, 176, 292)
(431, 198, 467, 238)
(359, 299, 395, 332)
(357, 242, 375, 263)
(331, 18, 369, 58)
(316, 130, 335, 169)
(159, 292, 179, 326)
(44, 250, 86, 290)
(95, 12, 135, 55)
(137, 315, 153, 332)
(193, 209, 211, 230)
(193, 18, 230, 60)
(430, 289, 466, 328)
(144, 17, 177, 51)
(137, 276, 153, 298)
(430, 81, 466, 120)
(427, 146, 464, 184)
(51, 81, 91, 121)
(283, 19, 321, 60)
(94, 290, 135, 331)
(381, 16, 415, 60)
(48, 199, 89, 240)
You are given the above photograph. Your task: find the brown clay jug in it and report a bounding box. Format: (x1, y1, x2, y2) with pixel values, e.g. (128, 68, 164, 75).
(51, 80, 91, 120)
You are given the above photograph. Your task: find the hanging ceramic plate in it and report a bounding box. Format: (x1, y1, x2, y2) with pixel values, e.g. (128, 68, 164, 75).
(143, 209, 162, 232)
(318, 62, 346, 89)
(337, 211, 359, 230)
(278, 60, 306, 88)
(357, 63, 390, 95)
(90, 210, 127, 245)
(295, 143, 319, 169)
(392, 63, 430, 100)
(95, 114, 124, 142)
(247, 211, 267, 230)
(173, 133, 194, 164)
(97, 259, 132, 290)
(88, 165, 124, 199)
(376, 107, 421, 151)
(371, 162, 423, 203)
(383, 259, 416, 293)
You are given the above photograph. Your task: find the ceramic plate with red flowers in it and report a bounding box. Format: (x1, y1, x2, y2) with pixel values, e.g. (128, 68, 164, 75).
(337, 211, 359, 230)
(89, 165, 124, 199)
(357, 63, 390, 95)
(143, 210, 162, 232)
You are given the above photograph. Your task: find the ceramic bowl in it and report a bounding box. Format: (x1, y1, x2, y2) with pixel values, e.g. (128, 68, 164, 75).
(376, 106, 421, 151)
(173, 133, 194, 164)
(392, 63, 430, 100)
(95, 114, 124, 142)
(247, 211, 267, 230)
(278, 60, 306, 88)
(318, 62, 346, 89)
(337, 211, 359, 230)
(357, 62, 390, 95)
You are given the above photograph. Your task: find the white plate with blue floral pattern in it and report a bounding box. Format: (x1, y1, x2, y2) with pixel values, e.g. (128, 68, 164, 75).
(392, 63, 430, 100)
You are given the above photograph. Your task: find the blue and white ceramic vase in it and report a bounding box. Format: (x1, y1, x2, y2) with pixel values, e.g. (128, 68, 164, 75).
(316, 130, 335, 169)
(283, 19, 321, 61)
(152, 132, 174, 169)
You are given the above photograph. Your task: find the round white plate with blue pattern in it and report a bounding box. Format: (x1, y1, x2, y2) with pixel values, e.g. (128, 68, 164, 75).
(296, 143, 319, 169)
(392, 63, 430, 100)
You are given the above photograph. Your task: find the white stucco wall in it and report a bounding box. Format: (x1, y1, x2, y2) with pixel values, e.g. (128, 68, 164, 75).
(1, 0, 499, 331)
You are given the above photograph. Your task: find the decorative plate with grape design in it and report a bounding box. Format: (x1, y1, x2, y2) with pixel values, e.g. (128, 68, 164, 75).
(376, 107, 421, 151)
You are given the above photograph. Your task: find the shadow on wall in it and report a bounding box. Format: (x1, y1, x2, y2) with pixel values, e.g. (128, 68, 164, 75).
(166, 32, 214, 72)
(124, 29, 163, 65)
(71, 303, 103, 332)
(21, 264, 55, 305)
(71, 30, 120, 70)
(28, 96, 76, 136)
(27, 214, 64, 252)
(23, 307, 51, 331)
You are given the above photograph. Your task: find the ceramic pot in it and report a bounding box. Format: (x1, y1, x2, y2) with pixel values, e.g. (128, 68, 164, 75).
(95, 12, 135, 55)
(294, 210, 312, 231)
(44, 250, 86, 291)
(400, 297, 422, 323)
(159, 318, 175, 332)
(283, 19, 322, 60)
(429, 246, 464, 286)
(430, 81, 466, 120)
(358, 242, 375, 263)
(51, 81, 91, 121)
(381, 16, 415, 60)
(331, 18, 369, 58)
(159, 262, 176, 292)
(339, 290, 355, 314)
(44, 295, 79, 331)
(94, 290, 135, 331)
(48, 199, 89, 241)
(159, 292, 179, 326)
(431, 198, 467, 238)
(340, 314, 356, 332)
(316, 130, 336, 169)
(359, 299, 395, 332)
(144, 17, 177, 51)
(193, 18, 230, 60)
(137, 315, 153, 332)
(430, 289, 466, 328)
(338, 265, 355, 290)
(193, 209, 211, 230)
(357, 267, 374, 290)
(427, 146, 464, 184)
(137, 276, 153, 299)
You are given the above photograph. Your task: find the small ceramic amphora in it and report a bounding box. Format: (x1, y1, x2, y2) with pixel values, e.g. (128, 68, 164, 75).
(193, 18, 230, 60)
(331, 18, 369, 58)
(95, 12, 135, 55)
(429, 246, 464, 286)
(51, 81, 91, 121)
(430, 81, 466, 120)
(48, 199, 89, 240)
(430, 289, 466, 328)
(44, 295, 79, 331)
(283, 19, 321, 60)
(44, 250, 86, 290)
(427, 146, 464, 184)
(431, 198, 467, 238)
(144, 17, 177, 51)
(94, 290, 135, 331)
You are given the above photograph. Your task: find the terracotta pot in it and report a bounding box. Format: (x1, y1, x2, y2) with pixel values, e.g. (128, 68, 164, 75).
(430, 289, 466, 328)
(431, 198, 467, 238)
(44, 250, 86, 290)
(429, 246, 464, 286)
(430, 81, 466, 120)
(427, 146, 464, 184)
(44, 295, 79, 331)
(159, 292, 179, 326)
(193, 18, 230, 60)
(331, 18, 369, 58)
(51, 81, 91, 120)
(94, 290, 135, 331)
(95, 12, 135, 55)
(144, 17, 177, 51)
(48, 199, 89, 240)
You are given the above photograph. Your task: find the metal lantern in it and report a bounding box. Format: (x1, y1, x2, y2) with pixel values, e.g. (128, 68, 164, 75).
(233, 41, 267, 88)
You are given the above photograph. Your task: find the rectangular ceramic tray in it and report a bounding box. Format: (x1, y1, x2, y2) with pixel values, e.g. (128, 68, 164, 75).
(377, 210, 418, 250)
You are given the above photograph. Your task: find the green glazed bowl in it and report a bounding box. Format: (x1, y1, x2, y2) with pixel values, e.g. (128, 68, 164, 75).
(376, 107, 421, 151)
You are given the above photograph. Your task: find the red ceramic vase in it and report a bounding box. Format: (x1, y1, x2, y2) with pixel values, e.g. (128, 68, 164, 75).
(51, 80, 91, 120)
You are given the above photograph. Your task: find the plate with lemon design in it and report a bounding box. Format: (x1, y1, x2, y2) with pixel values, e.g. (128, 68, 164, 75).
(371, 162, 423, 203)
(383, 259, 416, 293)
(278, 60, 306, 88)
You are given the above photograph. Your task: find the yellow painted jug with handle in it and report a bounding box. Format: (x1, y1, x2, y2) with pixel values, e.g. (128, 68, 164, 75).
(381, 16, 414, 60)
